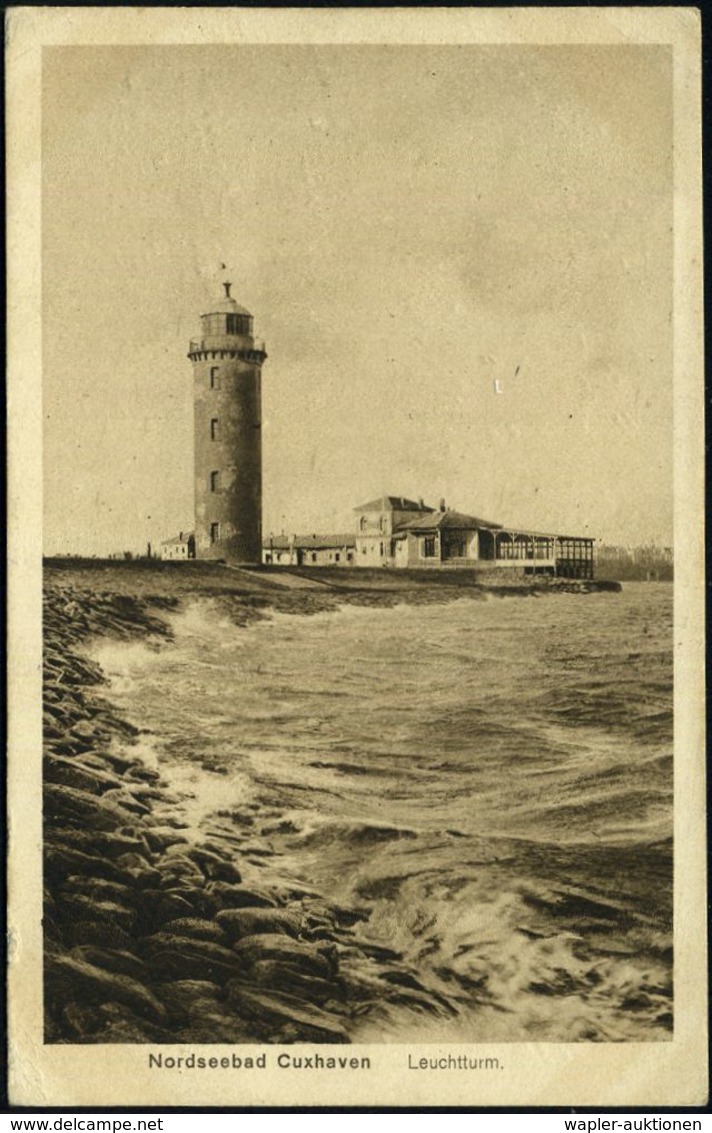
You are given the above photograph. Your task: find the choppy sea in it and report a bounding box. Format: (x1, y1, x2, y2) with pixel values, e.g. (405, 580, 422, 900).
(92, 582, 673, 1043)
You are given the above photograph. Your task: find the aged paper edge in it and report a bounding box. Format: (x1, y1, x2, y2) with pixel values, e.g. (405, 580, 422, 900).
(6, 6, 706, 1109)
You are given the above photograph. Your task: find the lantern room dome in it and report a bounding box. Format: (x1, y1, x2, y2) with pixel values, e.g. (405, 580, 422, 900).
(189, 282, 263, 357)
(201, 297, 253, 318)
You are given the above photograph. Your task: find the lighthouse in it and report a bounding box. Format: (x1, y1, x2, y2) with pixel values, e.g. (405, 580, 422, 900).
(188, 282, 267, 563)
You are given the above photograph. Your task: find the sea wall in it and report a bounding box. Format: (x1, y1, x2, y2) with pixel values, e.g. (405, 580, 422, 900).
(42, 570, 466, 1044)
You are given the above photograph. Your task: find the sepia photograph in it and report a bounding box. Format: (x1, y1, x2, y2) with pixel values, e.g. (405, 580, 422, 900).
(7, 7, 705, 1109)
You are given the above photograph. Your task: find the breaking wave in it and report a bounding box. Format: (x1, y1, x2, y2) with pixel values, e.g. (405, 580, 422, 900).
(92, 583, 673, 1042)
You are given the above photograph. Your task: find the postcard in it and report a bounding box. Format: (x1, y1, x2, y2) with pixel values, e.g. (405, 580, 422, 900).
(7, 6, 706, 1109)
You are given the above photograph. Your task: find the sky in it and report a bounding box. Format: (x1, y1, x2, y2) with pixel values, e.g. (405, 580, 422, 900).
(42, 44, 673, 555)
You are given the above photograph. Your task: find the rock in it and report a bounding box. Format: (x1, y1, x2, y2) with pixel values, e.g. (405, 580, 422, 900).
(42, 899, 65, 945)
(57, 706, 85, 728)
(298, 906, 338, 937)
(97, 751, 144, 776)
(66, 660, 104, 686)
(216, 908, 302, 942)
(44, 755, 123, 796)
(381, 987, 451, 1017)
(125, 762, 161, 783)
(185, 846, 242, 884)
(231, 934, 337, 980)
(47, 739, 87, 758)
(131, 786, 181, 805)
(60, 876, 137, 908)
(160, 886, 219, 919)
(46, 954, 168, 1024)
(160, 918, 228, 944)
(222, 810, 255, 828)
(114, 855, 163, 888)
(141, 935, 245, 984)
(203, 827, 246, 850)
(100, 788, 152, 816)
(140, 931, 222, 954)
(139, 889, 196, 925)
(143, 828, 189, 854)
(43, 784, 133, 832)
(71, 719, 108, 742)
(61, 1001, 104, 1039)
(71, 946, 147, 981)
(225, 984, 349, 1043)
(330, 904, 371, 928)
(155, 814, 190, 831)
(44, 844, 126, 885)
(58, 894, 137, 934)
(60, 917, 136, 952)
(357, 942, 403, 963)
(153, 979, 223, 1024)
(192, 839, 229, 858)
(272, 883, 322, 902)
(261, 819, 300, 836)
(382, 969, 457, 1015)
(248, 959, 345, 1006)
(206, 882, 277, 910)
(154, 855, 206, 886)
(92, 1002, 176, 1043)
(101, 714, 140, 739)
(302, 926, 335, 943)
(51, 828, 149, 859)
(115, 852, 154, 870)
(43, 701, 68, 721)
(43, 718, 64, 740)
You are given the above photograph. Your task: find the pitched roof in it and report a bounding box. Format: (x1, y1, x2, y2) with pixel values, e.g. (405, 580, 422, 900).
(397, 509, 503, 532)
(494, 526, 594, 541)
(354, 496, 434, 513)
(263, 533, 355, 550)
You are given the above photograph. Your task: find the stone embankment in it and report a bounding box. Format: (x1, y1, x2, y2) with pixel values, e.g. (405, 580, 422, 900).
(43, 577, 457, 1044)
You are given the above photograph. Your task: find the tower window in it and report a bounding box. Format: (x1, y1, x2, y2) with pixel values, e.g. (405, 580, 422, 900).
(210, 367, 220, 389)
(226, 313, 250, 336)
(210, 522, 220, 544)
(210, 418, 219, 441)
(209, 470, 220, 492)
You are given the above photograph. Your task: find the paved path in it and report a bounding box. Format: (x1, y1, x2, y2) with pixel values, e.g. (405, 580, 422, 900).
(226, 566, 333, 590)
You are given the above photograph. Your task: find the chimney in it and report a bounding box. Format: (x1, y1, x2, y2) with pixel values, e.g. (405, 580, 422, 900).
(179, 531, 183, 541)
(418, 497, 424, 509)
(439, 498, 446, 513)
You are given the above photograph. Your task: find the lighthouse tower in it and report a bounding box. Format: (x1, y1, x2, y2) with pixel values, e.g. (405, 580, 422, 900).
(188, 283, 267, 563)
